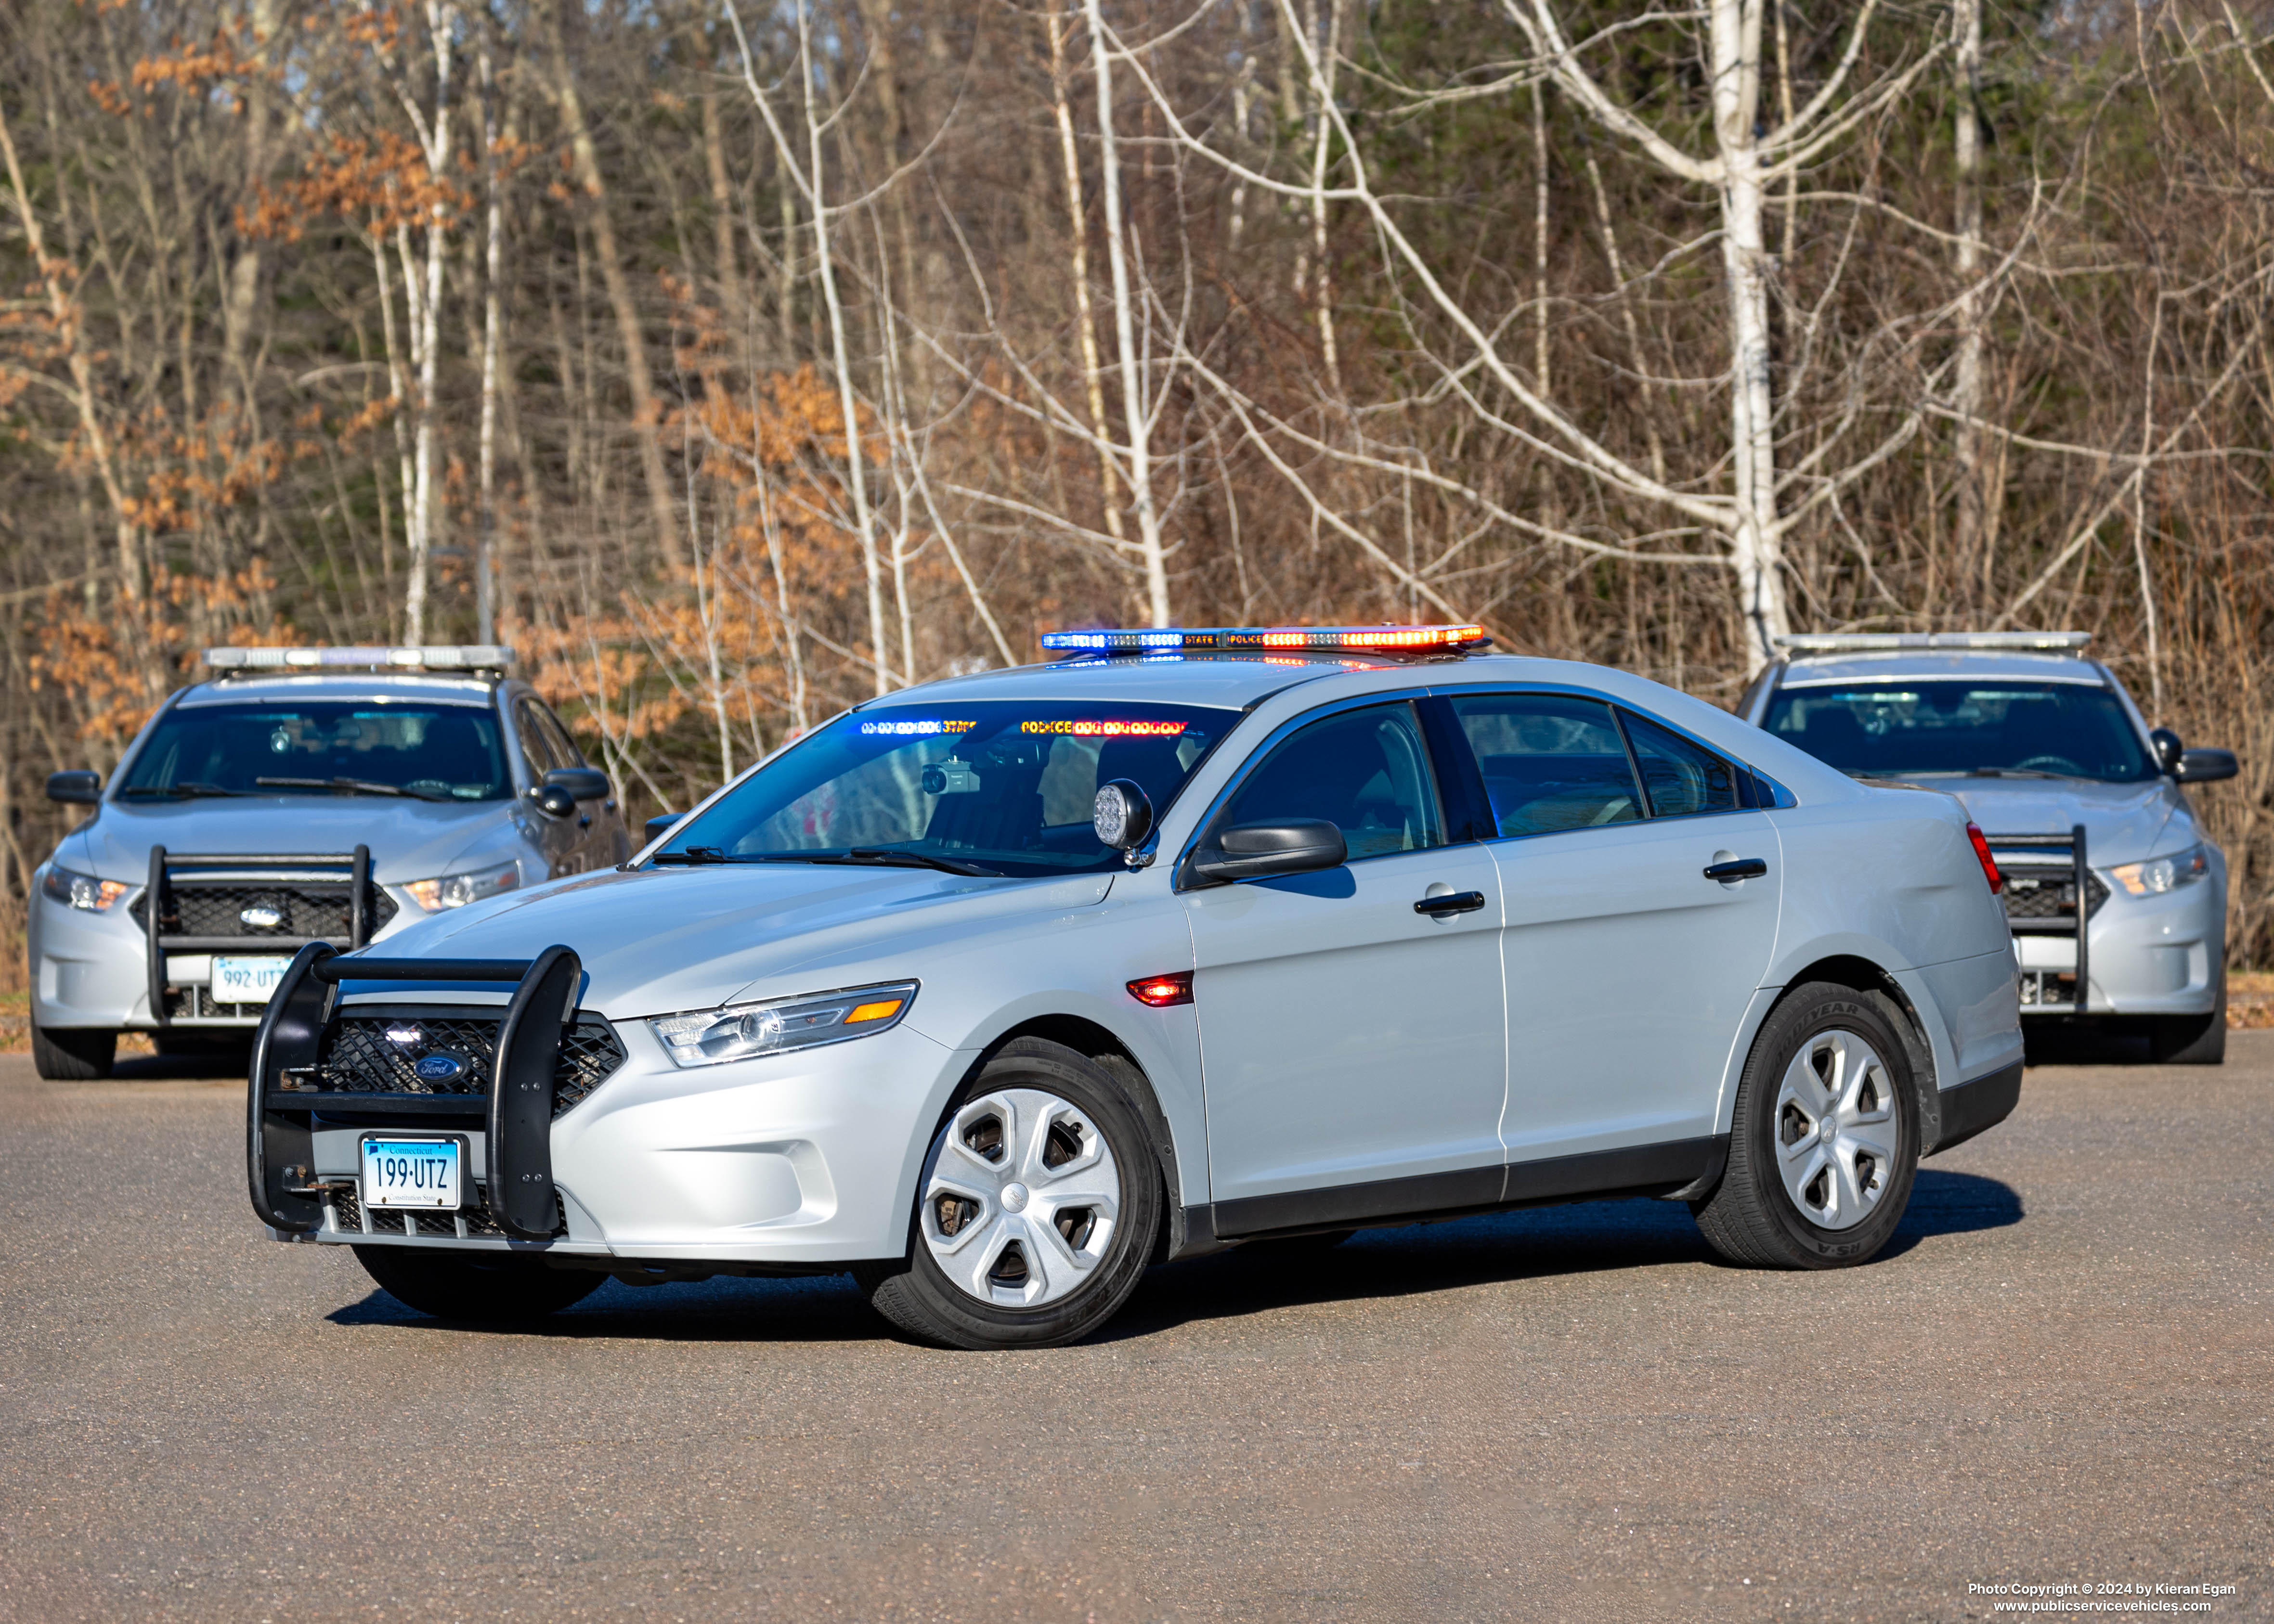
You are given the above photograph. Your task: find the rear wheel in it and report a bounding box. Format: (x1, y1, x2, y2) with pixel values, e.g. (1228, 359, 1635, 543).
(31, 1024, 115, 1081)
(1692, 983, 1920, 1269)
(352, 1246, 602, 1321)
(855, 1038, 1162, 1350)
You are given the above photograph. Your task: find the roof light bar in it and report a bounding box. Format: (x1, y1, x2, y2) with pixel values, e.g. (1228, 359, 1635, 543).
(1773, 632, 2092, 655)
(1041, 625, 1490, 655)
(204, 645, 515, 672)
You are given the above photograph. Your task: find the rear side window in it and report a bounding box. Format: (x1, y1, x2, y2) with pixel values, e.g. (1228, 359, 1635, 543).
(1622, 711, 1740, 817)
(1448, 694, 1643, 838)
(1219, 702, 1445, 861)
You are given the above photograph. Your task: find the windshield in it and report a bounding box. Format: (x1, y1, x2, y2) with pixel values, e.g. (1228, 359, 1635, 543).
(118, 701, 512, 800)
(654, 700, 1239, 877)
(1763, 681, 2155, 783)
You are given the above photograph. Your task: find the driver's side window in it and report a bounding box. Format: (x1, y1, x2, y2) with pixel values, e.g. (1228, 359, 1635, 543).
(1220, 702, 1445, 861)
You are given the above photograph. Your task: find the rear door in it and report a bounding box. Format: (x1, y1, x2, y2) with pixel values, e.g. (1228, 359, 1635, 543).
(1442, 692, 1781, 1171)
(1180, 697, 1508, 1230)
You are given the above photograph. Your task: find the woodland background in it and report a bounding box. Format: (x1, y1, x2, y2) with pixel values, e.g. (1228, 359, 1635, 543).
(4, 0, 2274, 986)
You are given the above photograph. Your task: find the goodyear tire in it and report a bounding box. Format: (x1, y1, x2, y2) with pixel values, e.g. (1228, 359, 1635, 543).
(352, 1245, 603, 1321)
(1692, 982, 1920, 1269)
(855, 1038, 1162, 1350)
(32, 1024, 115, 1081)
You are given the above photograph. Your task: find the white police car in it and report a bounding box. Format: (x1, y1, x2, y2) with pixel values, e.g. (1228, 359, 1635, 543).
(29, 647, 627, 1078)
(250, 627, 2023, 1349)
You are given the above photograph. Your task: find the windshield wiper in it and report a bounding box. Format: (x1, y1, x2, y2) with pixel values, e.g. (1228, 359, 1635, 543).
(1966, 767, 2066, 779)
(255, 775, 451, 801)
(844, 847, 1000, 877)
(651, 846, 731, 865)
(117, 781, 248, 799)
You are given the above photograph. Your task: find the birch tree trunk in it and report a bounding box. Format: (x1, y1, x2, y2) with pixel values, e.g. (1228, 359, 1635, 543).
(1710, 0, 1790, 663)
(1951, 0, 1987, 587)
(1084, 0, 1172, 628)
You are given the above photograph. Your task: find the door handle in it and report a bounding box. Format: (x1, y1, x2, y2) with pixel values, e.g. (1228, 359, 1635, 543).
(1414, 889, 1488, 917)
(1703, 857, 1768, 881)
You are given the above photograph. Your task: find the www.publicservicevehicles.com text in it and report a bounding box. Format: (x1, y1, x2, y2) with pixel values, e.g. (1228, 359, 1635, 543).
(1970, 1581, 2239, 1614)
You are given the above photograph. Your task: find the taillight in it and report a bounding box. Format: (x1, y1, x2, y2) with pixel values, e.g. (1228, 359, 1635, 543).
(1127, 972, 1194, 1007)
(1966, 823, 2003, 894)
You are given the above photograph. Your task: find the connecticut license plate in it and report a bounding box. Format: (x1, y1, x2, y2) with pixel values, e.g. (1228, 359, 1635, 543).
(359, 1136, 463, 1210)
(211, 955, 292, 1005)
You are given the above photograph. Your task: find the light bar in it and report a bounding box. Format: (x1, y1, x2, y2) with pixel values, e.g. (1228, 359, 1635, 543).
(1773, 632, 2091, 655)
(1041, 625, 1490, 655)
(204, 645, 515, 672)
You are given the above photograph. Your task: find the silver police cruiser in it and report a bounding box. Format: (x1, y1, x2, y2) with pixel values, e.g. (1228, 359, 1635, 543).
(29, 646, 628, 1080)
(247, 626, 2023, 1349)
(1740, 632, 2237, 1064)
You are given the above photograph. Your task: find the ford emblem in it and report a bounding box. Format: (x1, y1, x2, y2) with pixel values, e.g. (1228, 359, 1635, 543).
(413, 1054, 466, 1083)
(239, 904, 285, 928)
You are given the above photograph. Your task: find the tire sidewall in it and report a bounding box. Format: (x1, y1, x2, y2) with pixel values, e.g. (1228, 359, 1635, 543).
(1735, 986, 1920, 1266)
(886, 1041, 1162, 1349)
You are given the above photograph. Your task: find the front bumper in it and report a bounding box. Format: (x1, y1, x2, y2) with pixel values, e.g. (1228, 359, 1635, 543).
(30, 867, 425, 1031)
(2011, 866, 2224, 1017)
(259, 950, 969, 1267)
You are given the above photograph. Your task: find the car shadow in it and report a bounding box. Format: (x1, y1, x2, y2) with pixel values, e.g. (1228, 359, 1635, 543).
(322, 1170, 2021, 1347)
(110, 1047, 250, 1081)
(1101, 1169, 2023, 1340)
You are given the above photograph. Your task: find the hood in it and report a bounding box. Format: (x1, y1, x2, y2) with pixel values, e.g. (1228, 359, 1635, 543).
(1927, 777, 2187, 867)
(66, 796, 517, 885)
(360, 862, 1116, 1016)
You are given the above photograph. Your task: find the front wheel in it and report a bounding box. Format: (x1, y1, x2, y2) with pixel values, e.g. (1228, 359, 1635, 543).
(2151, 966, 2226, 1065)
(32, 1024, 115, 1081)
(352, 1245, 603, 1321)
(855, 1038, 1163, 1350)
(1692, 983, 1920, 1269)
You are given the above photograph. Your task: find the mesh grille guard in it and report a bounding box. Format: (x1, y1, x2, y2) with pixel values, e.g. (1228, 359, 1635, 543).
(247, 943, 593, 1239)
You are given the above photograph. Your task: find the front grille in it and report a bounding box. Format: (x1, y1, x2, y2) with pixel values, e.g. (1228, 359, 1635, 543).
(2000, 867, 2110, 925)
(132, 881, 397, 941)
(308, 1007, 625, 1118)
(327, 1183, 565, 1238)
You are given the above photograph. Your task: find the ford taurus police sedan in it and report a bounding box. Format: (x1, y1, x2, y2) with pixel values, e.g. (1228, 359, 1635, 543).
(31, 646, 629, 1079)
(248, 627, 2024, 1349)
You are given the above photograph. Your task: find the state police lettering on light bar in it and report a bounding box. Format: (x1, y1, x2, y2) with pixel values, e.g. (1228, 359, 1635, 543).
(1039, 624, 1491, 655)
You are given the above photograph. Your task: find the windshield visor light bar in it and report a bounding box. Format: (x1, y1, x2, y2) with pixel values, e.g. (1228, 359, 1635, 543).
(1772, 632, 2092, 655)
(1041, 625, 1489, 655)
(647, 980, 919, 1069)
(205, 645, 514, 672)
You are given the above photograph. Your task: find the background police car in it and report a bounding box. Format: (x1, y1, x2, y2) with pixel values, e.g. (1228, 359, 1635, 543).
(249, 626, 2024, 1350)
(28, 647, 628, 1079)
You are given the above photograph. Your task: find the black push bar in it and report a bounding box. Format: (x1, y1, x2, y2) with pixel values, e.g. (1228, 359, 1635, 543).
(247, 941, 584, 1240)
(1988, 823, 2091, 1013)
(148, 846, 374, 1027)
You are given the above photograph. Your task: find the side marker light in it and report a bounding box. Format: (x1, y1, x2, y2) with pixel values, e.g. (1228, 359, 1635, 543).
(1127, 972, 1194, 1008)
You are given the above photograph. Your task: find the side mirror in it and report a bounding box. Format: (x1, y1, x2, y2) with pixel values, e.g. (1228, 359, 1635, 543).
(644, 812, 684, 843)
(529, 783, 577, 819)
(2177, 747, 2239, 784)
(544, 766, 612, 802)
(2149, 727, 2184, 775)
(46, 770, 101, 805)
(1189, 819, 1348, 885)
(1092, 779, 1154, 850)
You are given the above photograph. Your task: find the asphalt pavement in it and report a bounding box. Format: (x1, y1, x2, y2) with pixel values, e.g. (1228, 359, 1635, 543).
(0, 1036, 2268, 1623)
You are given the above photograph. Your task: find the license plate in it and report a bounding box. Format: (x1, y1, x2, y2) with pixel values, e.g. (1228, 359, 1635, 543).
(211, 955, 292, 1006)
(360, 1136, 463, 1210)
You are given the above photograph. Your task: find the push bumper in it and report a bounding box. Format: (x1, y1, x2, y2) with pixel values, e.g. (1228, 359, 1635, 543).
(264, 952, 967, 1266)
(1991, 828, 2224, 1017)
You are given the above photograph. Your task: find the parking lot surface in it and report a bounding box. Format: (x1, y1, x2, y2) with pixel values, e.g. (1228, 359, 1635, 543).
(0, 1038, 2268, 1624)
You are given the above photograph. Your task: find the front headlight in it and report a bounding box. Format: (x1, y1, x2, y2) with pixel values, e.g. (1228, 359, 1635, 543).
(2109, 844, 2210, 897)
(41, 866, 130, 912)
(648, 980, 919, 1069)
(406, 858, 520, 912)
